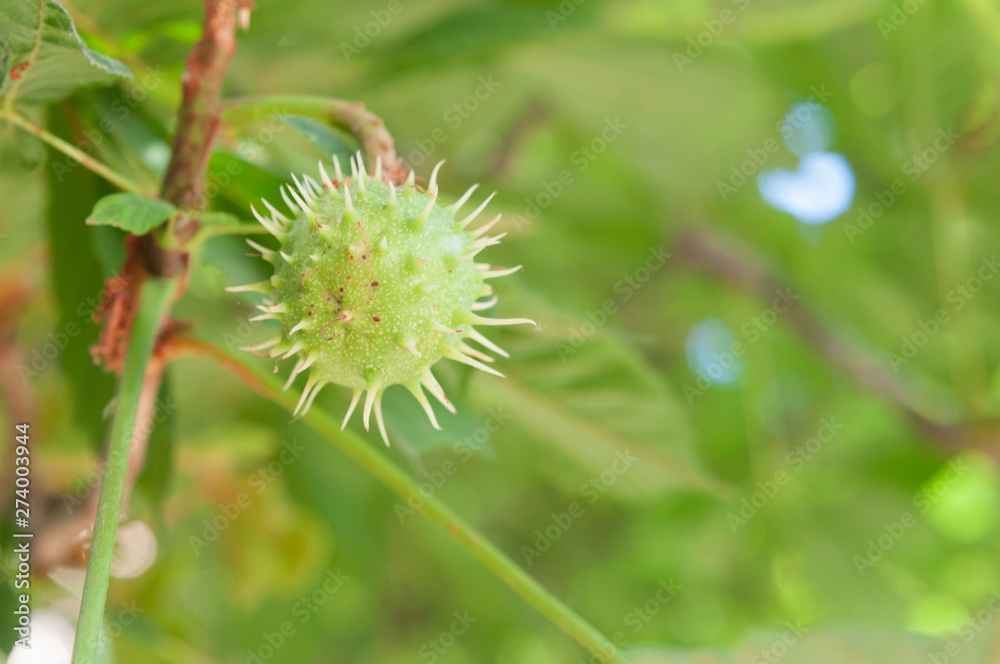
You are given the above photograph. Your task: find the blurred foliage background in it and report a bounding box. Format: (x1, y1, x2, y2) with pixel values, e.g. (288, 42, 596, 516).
(3, 0, 1000, 662)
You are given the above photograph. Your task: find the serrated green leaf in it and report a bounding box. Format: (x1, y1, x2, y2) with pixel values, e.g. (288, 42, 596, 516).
(0, 0, 131, 107)
(86, 192, 174, 234)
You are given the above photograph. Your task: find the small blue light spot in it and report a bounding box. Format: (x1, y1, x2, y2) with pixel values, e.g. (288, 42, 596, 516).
(757, 152, 856, 225)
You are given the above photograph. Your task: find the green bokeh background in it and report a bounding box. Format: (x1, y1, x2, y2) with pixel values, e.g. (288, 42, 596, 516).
(3, 0, 1000, 662)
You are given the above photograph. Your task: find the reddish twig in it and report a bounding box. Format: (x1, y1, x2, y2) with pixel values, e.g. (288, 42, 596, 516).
(165, 334, 274, 398)
(482, 97, 552, 179)
(90, 235, 147, 373)
(328, 100, 400, 173)
(675, 225, 1000, 457)
(162, 1, 253, 214)
(145, 0, 255, 277)
(219, 95, 410, 183)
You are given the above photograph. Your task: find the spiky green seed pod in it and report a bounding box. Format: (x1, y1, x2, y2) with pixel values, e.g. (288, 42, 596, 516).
(229, 153, 534, 445)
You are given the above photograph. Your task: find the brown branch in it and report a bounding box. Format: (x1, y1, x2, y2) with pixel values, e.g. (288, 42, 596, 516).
(675, 225, 1000, 457)
(145, 0, 255, 277)
(162, 0, 251, 209)
(93, 0, 251, 366)
(40, 0, 251, 572)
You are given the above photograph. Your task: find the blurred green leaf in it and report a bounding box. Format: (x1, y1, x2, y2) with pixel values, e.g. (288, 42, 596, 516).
(6, 1, 1000, 661)
(276, 114, 354, 162)
(205, 150, 289, 211)
(629, 625, 994, 663)
(472, 289, 729, 499)
(73, 88, 171, 192)
(372, 6, 556, 76)
(380, 373, 488, 455)
(44, 106, 116, 453)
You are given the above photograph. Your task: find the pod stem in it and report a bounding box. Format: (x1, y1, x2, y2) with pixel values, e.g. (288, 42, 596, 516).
(71, 278, 176, 664)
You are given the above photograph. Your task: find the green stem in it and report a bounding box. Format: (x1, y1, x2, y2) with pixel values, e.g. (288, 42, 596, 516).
(208, 347, 626, 663)
(71, 278, 176, 664)
(185, 223, 270, 247)
(0, 109, 148, 196)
